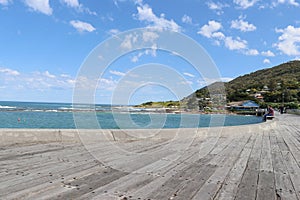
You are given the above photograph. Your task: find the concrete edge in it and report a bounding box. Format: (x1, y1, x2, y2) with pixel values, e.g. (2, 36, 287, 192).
(0, 118, 275, 146)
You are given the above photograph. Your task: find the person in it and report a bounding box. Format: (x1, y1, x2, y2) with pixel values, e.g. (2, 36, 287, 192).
(279, 105, 285, 114)
(263, 105, 274, 121)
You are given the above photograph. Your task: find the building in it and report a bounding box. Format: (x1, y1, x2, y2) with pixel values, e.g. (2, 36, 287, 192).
(227, 100, 260, 111)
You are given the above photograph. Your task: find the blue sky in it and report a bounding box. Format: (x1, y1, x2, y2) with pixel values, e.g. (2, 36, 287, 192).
(0, 0, 300, 104)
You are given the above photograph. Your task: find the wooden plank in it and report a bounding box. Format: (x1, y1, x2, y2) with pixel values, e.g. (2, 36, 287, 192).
(24, 167, 128, 199)
(256, 171, 276, 200)
(270, 130, 298, 200)
(280, 125, 300, 167)
(191, 133, 251, 200)
(235, 131, 263, 200)
(260, 132, 273, 172)
(214, 133, 256, 200)
(0, 144, 100, 188)
(147, 155, 216, 200)
(112, 134, 219, 199)
(281, 151, 300, 199)
(256, 132, 276, 200)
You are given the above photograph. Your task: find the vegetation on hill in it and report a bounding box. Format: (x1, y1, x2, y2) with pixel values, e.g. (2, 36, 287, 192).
(193, 60, 300, 109)
(136, 100, 180, 108)
(137, 60, 300, 110)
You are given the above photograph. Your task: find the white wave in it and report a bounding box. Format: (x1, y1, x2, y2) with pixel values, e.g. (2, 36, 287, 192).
(45, 110, 59, 112)
(0, 105, 17, 109)
(58, 107, 74, 110)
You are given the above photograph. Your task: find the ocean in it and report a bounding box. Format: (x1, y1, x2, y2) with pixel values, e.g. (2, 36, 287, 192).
(0, 101, 263, 129)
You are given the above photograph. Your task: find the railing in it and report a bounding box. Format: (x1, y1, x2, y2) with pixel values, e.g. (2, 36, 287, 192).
(287, 109, 300, 115)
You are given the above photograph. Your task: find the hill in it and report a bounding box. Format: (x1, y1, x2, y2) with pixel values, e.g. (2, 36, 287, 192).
(191, 60, 300, 109)
(137, 60, 300, 110)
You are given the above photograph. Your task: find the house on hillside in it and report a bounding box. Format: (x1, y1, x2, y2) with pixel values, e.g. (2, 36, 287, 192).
(227, 100, 260, 111)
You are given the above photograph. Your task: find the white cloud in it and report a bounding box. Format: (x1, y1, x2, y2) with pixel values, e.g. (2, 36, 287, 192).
(198, 20, 222, 38)
(136, 3, 181, 32)
(197, 77, 232, 87)
(206, 2, 229, 14)
(0, 69, 77, 92)
(199, 20, 256, 53)
(61, 0, 96, 15)
(182, 15, 193, 24)
(44, 71, 56, 78)
(67, 79, 76, 86)
(119, 33, 158, 55)
(277, 0, 299, 6)
(108, 29, 120, 35)
(0, 67, 20, 76)
(134, 0, 143, 5)
(183, 72, 195, 78)
(224, 37, 247, 50)
(110, 70, 126, 76)
(0, 0, 12, 6)
(142, 31, 159, 42)
(130, 46, 157, 63)
(207, 1, 224, 10)
(261, 50, 275, 57)
(113, 0, 130, 7)
(97, 78, 117, 91)
(231, 19, 256, 32)
(70, 20, 95, 33)
(62, 0, 80, 8)
(211, 31, 225, 39)
(221, 77, 234, 82)
(24, 0, 52, 15)
(120, 34, 137, 50)
(233, 0, 258, 9)
(294, 57, 300, 60)
(74, 76, 118, 91)
(60, 74, 71, 78)
(244, 49, 259, 55)
(263, 59, 271, 64)
(131, 55, 139, 63)
(275, 25, 300, 56)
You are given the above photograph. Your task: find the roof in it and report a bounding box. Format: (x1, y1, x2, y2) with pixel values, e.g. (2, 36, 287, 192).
(228, 100, 259, 108)
(242, 100, 259, 108)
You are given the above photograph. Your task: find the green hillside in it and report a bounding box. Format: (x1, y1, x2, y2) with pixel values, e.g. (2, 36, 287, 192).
(137, 60, 300, 110)
(193, 60, 300, 109)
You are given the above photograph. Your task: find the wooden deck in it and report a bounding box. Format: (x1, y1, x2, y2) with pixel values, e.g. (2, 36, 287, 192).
(0, 114, 299, 200)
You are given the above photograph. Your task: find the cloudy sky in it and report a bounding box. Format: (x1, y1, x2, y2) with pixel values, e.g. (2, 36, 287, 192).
(0, 0, 299, 104)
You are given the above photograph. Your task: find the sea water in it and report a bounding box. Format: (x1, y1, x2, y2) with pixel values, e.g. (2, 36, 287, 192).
(0, 101, 263, 129)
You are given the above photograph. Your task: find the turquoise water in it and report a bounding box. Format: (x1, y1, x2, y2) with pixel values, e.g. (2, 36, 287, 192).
(0, 101, 263, 129)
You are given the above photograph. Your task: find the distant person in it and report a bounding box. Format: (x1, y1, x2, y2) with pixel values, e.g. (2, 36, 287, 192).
(279, 105, 284, 114)
(263, 105, 274, 121)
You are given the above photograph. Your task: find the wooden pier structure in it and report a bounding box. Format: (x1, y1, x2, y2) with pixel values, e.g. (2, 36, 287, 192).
(0, 114, 299, 199)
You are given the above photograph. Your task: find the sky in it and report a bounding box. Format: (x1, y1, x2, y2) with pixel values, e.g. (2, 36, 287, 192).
(0, 0, 300, 104)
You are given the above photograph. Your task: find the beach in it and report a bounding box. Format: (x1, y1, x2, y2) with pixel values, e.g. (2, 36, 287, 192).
(0, 113, 299, 199)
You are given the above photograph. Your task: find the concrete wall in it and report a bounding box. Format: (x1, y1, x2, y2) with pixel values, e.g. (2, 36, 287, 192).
(0, 120, 275, 146)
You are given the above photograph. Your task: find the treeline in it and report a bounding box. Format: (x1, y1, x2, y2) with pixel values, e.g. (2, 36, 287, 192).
(137, 60, 300, 110)
(191, 60, 300, 109)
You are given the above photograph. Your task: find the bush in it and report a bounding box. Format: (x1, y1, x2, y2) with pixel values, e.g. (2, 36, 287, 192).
(284, 102, 299, 109)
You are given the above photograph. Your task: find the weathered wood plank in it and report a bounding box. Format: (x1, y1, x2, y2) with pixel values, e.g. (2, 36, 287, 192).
(271, 130, 298, 200)
(191, 134, 251, 200)
(256, 131, 276, 200)
(214, 133, 256, 200)
(235, 131, 263, 200)
(281, 150, 300, 199)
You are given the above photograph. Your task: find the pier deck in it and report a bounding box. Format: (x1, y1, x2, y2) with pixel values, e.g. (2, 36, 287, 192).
(0, 114, 299, 199)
